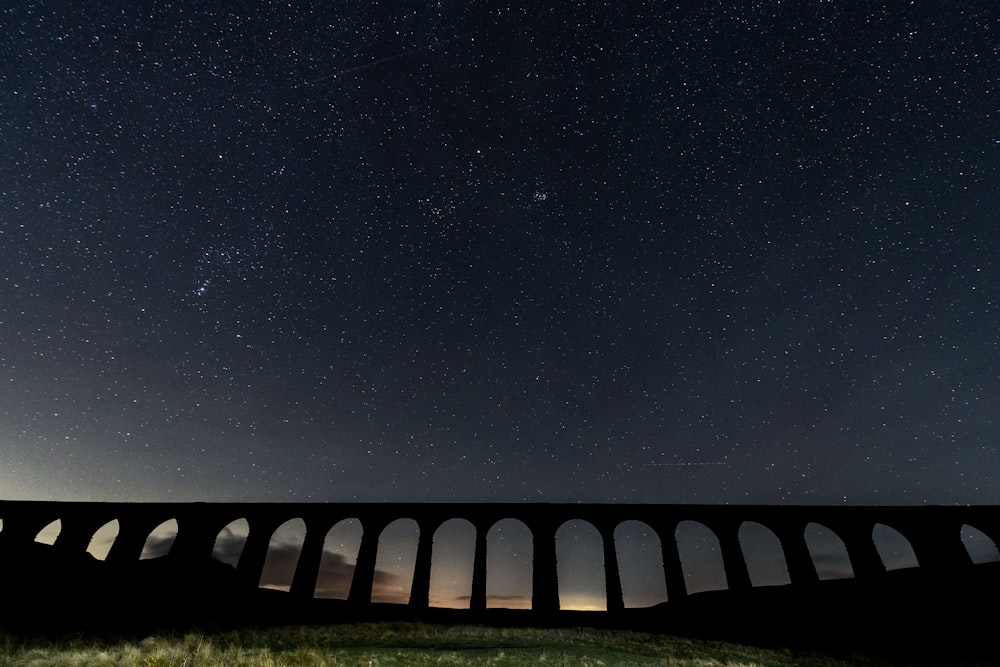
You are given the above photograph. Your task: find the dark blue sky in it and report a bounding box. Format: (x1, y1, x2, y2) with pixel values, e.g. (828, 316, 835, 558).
(2, 1, 998, 504)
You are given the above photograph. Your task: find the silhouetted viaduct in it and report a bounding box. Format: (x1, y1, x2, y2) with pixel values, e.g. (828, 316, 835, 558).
(3, 501, 999, 607)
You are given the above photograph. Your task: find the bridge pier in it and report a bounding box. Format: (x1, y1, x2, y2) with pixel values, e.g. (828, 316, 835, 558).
(715, 520, 752, 591)
(409, 519, 441, 608)
(235, 515, 284, 589)
(106, 513, 163, 563)
(470, 523, 489, 610)
(773, 522, 820, 585)
(290, 517, 336, 599)
(598, 523, 625, 612)
(530, 517, 560, 611)
(835, 520, 887, 580)
(653, 519, 687, 600)
(348, 516, 388, 606)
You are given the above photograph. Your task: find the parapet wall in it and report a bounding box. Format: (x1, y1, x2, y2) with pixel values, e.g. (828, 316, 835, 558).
(2, 500, 999, 615)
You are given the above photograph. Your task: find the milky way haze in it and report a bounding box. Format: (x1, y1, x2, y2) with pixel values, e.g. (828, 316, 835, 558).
(2, 2, 997, 504)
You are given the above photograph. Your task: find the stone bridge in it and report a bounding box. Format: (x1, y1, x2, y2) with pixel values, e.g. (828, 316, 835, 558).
(2, 500, 999, 618)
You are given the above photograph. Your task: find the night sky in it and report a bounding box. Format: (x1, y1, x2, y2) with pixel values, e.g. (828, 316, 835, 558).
(2, 1, 999, 506)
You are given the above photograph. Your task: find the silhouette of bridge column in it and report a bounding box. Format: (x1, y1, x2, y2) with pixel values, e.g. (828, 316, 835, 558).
(470, 522, 489, 611)
(652, 519, 687, 600)
(713, 519, 752, 591)
(528, 516, 560, 611)
(106, 513, 167, 563)
(349, 515, 390, 606)
(409, 517, 444, 608)
(172, 509, 229, 564)
(597, 522, 624, 612)
(834, 519, 886, 580)
(52, 514, 108, 555)
(772, 522, 819, 585)
(0, 512, 39, 544)
(897, 513, 974, 572)
(235, 514, 286, 589)
(290, 516, 338, 599)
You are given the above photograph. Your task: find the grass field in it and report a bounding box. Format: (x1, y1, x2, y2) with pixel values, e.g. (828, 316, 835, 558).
(0, 622, 914, 667)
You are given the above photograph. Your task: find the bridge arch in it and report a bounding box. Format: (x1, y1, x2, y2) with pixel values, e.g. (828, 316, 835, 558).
(87, 520, 119, 561)
(614, 519, 667, 607)
(315, 518, 362, 599)
(141, 518, 178, 559)
(428, 518, 476, 608)
(676, 520, 727, 593)
(961, 524, 1000, 564)
(35, 519, 61, 545)
(486, 518, 533, 609)
(211, 518, 250, 568)
(873, 523, 919, 571)
(739, 521, 791, 587)
(258, 517, 306, 591)
(556, 519, 606, 610)
(372, 518, 419, 604)
(804, 522, 853, 580)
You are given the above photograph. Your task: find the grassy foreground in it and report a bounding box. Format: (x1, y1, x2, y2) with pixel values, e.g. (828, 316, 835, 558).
(0, 622, 903, 667)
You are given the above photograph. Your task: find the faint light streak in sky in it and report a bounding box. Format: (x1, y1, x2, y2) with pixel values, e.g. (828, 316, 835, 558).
(643, 462, 729, 467)
(296, 31, 475, 88)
